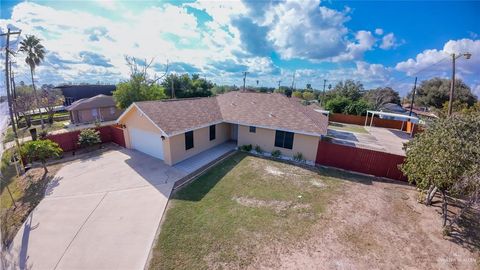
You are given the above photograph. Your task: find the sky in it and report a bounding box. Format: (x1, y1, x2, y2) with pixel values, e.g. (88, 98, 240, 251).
(0, 0, 479, 97)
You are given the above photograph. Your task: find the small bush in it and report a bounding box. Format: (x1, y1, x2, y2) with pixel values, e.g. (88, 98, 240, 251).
(78, 128, 101, 148)
(293, 152, 305, 163)
(271, 150, 281, 158)
(20, 139, 63, 173)
(254, 145, 263, 153)
(239, 144, 252, 152)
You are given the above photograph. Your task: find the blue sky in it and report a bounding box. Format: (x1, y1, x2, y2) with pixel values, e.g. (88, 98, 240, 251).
(1, 0, 479, 97)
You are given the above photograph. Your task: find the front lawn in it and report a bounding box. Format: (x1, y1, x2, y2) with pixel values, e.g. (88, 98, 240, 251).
(150, 152, 343, 269)
(151, 152, 479, 269)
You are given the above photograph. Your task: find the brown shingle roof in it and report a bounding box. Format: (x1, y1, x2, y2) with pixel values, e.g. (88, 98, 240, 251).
(66, 94, 115, 111)
(135, 97, 223, 135)
(131, 92, 328, 136)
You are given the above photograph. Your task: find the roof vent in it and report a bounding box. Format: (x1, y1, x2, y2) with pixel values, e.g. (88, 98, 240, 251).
(231, 102, 236, 106)
(251, 101, 256, 104)
(269, 113, 274, 118)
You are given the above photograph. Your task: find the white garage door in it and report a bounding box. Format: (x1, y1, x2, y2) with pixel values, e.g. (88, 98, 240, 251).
(129, 128, 164, 160)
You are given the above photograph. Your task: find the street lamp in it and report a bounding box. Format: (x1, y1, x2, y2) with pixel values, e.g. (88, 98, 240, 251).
(448, 52, 472, 116)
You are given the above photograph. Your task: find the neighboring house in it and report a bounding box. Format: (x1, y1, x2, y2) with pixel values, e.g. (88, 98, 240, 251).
(55, 85, 116, 106)
(66, 94, 123, 124)
(379, 103, 419, 122)
(402, 103, 438, 119)
(117, 92, 328, 165)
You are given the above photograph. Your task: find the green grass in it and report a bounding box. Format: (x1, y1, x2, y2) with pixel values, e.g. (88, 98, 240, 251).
(150, 152, 348, 270)
(3, 121, 68, 143)
(328, 121, 368, 134)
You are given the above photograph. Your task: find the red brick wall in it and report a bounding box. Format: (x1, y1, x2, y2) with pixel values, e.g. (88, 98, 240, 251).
(46, 125, 126, 152)
(316, 140, 407, 181)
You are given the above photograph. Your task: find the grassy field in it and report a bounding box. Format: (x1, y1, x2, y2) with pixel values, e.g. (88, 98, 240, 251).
(328, 121, 368, 133)
(150, 152, 346, 269)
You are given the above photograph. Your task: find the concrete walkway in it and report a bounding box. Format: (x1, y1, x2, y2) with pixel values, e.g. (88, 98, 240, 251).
(174, 142, 237, 174)
(5, 149, 186, 270)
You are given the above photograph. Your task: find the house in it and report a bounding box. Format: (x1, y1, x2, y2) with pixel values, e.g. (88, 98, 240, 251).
(55, 84, 116, 106)
(117, 92, 328, 165)
(379, 102, 419, 122)
(66, 94, 123, 124)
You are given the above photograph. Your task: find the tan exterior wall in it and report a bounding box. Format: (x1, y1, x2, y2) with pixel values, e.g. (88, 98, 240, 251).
(163, 123, 230, 165)
(237, 125, 319, 162)
(118, 106, 163, 149)
(72, 106, 122, 124)
(99, 106, 123, 121)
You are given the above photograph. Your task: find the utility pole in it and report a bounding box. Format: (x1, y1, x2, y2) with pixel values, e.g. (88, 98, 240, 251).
(409, 77, 417, 117)
(2, 28, 21, 139)
(321, 79, 327, 107)
(171, 76, 175, 99)
(291, 70, 296, 90)
(448, 52, 472, 116)
(10, 61, 20, 126)
(277, 80, 281, 89)
(242, 71, 248, 91)
(2, 28, 24, 174)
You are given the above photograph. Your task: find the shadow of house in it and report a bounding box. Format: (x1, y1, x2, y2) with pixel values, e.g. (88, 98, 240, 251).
(173, 152, 247, 202)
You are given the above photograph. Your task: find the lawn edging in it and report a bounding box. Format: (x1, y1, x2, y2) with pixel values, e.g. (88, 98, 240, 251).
(144, 149, 236, 270)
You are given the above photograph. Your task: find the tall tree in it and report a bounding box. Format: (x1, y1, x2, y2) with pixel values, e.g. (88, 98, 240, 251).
(14, 85, 36, 127)
(330, 80, 364, 101)
(409, 77, 477, 109)
(19, 35, 46, 129)
(113, 56, 168, 109)
(38, 88, 65, 123)
(401, 114, 480, 227)
(363, 87, 401, 110)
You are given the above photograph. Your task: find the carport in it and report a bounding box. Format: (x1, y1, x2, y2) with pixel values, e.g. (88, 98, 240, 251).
(364, 110, 419, 136)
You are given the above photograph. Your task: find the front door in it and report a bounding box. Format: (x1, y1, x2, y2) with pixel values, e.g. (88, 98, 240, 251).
(231, 124, 238, 141)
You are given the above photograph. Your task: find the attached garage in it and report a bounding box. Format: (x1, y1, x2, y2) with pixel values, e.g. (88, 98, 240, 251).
(128, 128, 164, 160)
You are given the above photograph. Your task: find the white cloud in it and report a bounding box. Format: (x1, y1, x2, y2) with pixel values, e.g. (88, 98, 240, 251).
(380, 32, 401, 50)
(264, 0, 350, 60)
(331, 30, 375, 62)
(395, 39, 480, 78)
(375, 28, 383, 35)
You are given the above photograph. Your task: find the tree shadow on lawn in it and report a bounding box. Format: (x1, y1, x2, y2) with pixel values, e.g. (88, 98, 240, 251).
(429, 196, 480, 252)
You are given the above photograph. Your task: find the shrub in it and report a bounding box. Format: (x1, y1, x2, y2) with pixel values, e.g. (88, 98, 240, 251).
(21, 140, 63, 173)
(78, 128, 101, 148)
(325, 96, 352, 113)
(344, 99, 372, 115)
(293, 152, 305, 163)
(254, 145, 263, 154)
(271, 149, 281, 158)
(239, 144, 252, 152)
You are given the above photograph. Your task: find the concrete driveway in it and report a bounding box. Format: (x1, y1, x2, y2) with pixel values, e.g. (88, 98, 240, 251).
(6, 149, 187, 270)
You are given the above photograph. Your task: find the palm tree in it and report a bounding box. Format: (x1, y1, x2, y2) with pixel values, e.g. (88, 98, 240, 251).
(19, 35, 46, 129)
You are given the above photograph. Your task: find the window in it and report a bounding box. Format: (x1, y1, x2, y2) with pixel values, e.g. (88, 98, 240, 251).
(110, 107, 116, 115)
(249, 126, 256, 133)
(274, 130, 294, 149)
(185, 131, 194, 150)
(91, 109, 98, 118)
(209, 125, 216, 141)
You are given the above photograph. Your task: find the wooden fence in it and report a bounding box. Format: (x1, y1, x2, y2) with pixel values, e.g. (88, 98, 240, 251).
(329, 113, 421, 134)
(316, 140, 407, 181)
(46, 125, 126, 152)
